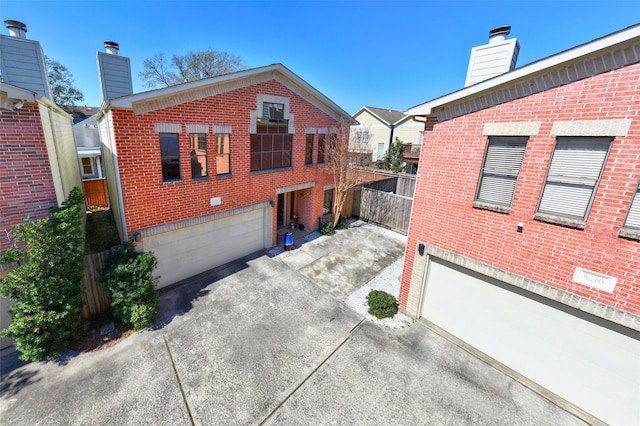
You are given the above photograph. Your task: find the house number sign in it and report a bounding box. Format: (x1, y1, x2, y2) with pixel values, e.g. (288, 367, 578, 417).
(572, 267, 617, 293)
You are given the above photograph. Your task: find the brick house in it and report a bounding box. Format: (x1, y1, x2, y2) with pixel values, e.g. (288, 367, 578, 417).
(96, 43, 353, 288)
(401, 25, 639, 425)
(0, 20, 82, 350)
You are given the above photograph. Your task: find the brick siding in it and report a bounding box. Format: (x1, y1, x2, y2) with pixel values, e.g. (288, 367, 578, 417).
(401, 63, 640, 317)
(111, 79, 339, 246)
(0, 103, 57, 252)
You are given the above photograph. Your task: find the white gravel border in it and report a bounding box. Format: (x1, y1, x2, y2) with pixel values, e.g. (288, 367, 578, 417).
(272, 220, 414, 329)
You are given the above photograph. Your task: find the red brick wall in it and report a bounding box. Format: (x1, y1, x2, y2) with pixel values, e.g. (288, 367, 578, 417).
(0, 103, 57, 252)
(111, 79, 339, 245)
(401, 63, 640, 315)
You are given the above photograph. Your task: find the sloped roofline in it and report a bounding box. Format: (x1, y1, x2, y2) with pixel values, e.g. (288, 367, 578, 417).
(406, 24, 640, 117)
(107, 63, 356, 124)
(353, 106, 408, 126)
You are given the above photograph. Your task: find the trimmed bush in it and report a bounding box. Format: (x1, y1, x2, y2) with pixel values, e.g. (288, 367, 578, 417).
(101, 243, 159, 331)
(0, 188, 85, 361)
(320, 220, 335, 236)
(366, 289, 398, 319)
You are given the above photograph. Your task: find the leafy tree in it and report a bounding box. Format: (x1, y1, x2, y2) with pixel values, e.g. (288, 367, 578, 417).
(46, 57, 84, 106)
(140, 48, 246, 89)
(383, 137, 406, 173)
(0, 188, 85, 361)
(326, 120, 369, 228)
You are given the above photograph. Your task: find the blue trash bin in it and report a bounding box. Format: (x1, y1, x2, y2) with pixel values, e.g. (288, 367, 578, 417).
(284, 231, 293, 251)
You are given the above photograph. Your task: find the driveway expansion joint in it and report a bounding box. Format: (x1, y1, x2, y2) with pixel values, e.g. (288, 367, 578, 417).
(258, 317, 366, 425)
(163, 335, 195, 426)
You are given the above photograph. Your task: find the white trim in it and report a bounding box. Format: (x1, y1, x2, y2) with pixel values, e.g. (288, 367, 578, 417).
(154, 123, 181, 133)
(186, 124, 209, 134)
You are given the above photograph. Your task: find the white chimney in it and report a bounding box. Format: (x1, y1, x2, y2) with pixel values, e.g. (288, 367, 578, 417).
(4, 20, 27, 38)
(104, 41, 119, 55)
(464, 25, 520, 87)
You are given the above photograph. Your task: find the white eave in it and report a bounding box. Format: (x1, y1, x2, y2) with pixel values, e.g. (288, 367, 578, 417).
(407, 24, 640, 117)
(107, 63, 356, 124)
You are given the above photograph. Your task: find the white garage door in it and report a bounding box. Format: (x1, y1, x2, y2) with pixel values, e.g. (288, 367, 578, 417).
(144, 208, 268, 289)
(420, 258, 640, 426)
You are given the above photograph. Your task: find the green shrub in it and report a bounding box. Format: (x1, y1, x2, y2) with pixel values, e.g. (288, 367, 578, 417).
(320, 220, 335, 236)
(101, 243, 159, 330)
(336, 216, 348, 230)
(366, 289, 398, 319)
(0, 188, 85, 361)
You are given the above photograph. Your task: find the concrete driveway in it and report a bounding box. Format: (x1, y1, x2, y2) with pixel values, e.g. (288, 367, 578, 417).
(0, 226, 585, 425)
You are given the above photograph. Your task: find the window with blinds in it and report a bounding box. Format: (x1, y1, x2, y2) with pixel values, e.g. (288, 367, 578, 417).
(623, 184, 640, 230)
(537, 137, 612, 221)
(475, 137, 528, 211)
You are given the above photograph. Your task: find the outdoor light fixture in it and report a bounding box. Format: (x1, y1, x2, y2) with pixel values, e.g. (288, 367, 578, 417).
(269, 199, 275, 207)
(418, 243, 425, 256)
(517, 222, 524, 233)
(13, 101, 24, 109)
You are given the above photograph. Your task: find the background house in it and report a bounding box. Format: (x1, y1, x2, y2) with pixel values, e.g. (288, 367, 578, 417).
(96, 43, 353, 289)
(351, 106, 424, 169)
(74, 114, 109, 209)
(0, 20, 82, 350)
(400, 25, 640, 425)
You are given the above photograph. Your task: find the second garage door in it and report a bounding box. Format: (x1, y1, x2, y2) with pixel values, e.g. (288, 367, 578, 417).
(419, 257, 640, 426)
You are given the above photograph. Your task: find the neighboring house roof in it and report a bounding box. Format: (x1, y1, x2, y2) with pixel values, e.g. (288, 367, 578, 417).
(407, 23, 640, 119)
(63, 105, 100, 124)
(353, 106, 406, 126)
(104, 63, 356, 124)
(74, 114, 101, 149)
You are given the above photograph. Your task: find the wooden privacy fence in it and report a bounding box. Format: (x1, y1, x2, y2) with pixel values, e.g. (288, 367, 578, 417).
(360, 188, 413, 235)
(81, 250, 111, 318)
(83, 178, 109, 209)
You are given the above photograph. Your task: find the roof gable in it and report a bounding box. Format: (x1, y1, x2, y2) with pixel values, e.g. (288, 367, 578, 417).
(108, 64, 354, 123)
(407, 24, 640, 120)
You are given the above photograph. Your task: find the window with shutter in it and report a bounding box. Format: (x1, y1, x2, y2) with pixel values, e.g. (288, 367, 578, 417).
(535, 137, 612, 225)
(474, 136, 528, 213)
(622, 184, 640, 232)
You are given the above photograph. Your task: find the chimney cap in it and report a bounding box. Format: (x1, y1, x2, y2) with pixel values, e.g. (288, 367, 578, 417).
(489, 25, 511, 38)
(104, 41, 119, 49)
(4, 20, 27, 31)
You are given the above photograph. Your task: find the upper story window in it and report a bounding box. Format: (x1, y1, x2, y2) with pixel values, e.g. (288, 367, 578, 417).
(305, 133, 314, 165)
(620, 183, 640, 240)
(535, 137, 612, 226)
(216, 133, 231, 175)
(250, 97, 293, 172)
(317, 133, 326, 164)
(257, 102, 288, 134)
(160, 133, 181, 182)
(474, 136, 528, 213)
(189, 133, 207, 179)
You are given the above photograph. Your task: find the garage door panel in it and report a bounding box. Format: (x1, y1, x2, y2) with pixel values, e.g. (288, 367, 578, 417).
(420, 258, 640, 426)
(144, 209, 267, 288)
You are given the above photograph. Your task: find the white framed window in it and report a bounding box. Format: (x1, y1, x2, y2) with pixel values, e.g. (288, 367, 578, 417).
(474, 137, 527, 212)
(416, 130, 424, 145)
(81, 157, 95, 177)
(536, 137, 612, 224)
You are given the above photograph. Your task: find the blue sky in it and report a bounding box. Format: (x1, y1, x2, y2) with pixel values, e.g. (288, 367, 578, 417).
(2, 1, 638, 114)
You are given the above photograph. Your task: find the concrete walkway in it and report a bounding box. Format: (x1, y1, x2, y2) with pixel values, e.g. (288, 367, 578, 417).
(0, 225, 585, 425)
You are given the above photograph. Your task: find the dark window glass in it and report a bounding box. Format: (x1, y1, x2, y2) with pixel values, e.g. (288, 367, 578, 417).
(160, 133, 181, 182)
(305, 134, 314, 165)
(317, 134, 326, 164)
(323, 188, 333, 215)
(250, 133, 293, 171)
(189, 133, 207, 179)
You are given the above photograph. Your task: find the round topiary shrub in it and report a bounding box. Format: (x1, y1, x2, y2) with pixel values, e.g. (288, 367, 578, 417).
(366, 289, 398, 319)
